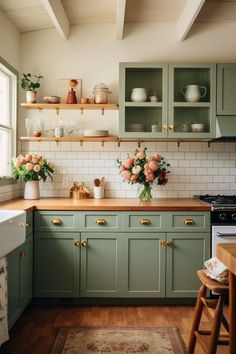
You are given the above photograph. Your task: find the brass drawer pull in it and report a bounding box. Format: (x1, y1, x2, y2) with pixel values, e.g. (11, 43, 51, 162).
(74, 240, 81, 247)
(51, 219, 63, 225)
(139, 218, 151, 225)
(184, 218, 195, 225)
(166, 241, 174, 246)
(81, 240, 88, 247)
(160, 240, 167, 247)
(96, 219, 107, 225)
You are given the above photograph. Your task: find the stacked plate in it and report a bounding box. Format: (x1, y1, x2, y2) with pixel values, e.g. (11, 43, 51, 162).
(83, 130, 109, 137)
(126, 124, 146, 132)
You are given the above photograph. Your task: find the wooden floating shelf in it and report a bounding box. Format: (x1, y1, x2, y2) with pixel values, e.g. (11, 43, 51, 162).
(21, 103, 118, 111)
(20, 136, 119, 143)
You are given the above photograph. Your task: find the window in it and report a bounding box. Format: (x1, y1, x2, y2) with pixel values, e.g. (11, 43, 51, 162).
(0, 57, 17, 180)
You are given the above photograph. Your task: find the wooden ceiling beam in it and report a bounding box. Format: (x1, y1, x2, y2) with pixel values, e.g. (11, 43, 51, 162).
(177, 0, 206, 41)
(42, 0, 70, 40)
(116, 0, 127, 40)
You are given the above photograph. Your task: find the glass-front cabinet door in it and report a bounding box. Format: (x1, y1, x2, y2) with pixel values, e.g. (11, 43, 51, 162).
(119, 63, 168, 138)
(168, 64, 216, 138)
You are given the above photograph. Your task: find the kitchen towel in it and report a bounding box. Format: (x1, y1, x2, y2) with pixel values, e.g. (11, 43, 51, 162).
(0, 257, 9, 347)
(204, 256, 229, 284)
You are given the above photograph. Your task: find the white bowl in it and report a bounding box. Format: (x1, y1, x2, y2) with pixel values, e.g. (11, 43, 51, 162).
(83, 130, 108, 137)
(191, 123, 205, 133)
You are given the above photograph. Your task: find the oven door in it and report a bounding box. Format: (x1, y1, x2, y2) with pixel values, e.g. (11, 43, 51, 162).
(212, 225, 236, 257)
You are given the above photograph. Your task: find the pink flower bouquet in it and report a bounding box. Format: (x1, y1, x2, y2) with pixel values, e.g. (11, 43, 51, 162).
(117, 148, 170, 201)
(12, 153, 54, 182)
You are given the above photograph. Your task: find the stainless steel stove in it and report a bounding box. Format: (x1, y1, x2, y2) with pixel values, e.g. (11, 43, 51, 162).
(200, 194, 236, 256)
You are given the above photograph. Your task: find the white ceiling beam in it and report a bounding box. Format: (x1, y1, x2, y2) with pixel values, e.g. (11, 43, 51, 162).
(177, 0, 206, 41)
(116, 0, 127, 40)
(42, 0, 70, 40)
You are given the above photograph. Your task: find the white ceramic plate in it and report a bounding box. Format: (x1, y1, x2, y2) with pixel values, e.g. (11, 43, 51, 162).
(83, 130, 109, 137)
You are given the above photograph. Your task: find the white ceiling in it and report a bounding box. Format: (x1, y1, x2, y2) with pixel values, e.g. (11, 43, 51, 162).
(0, 0, 236, 40)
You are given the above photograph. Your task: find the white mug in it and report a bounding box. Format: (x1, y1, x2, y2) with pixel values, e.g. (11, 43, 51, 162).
(93, 186, 105, 199)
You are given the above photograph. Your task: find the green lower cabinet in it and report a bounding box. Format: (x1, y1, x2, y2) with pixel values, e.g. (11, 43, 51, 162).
(80, 233, 123, 297)
(34, 232, 80, 297)
(122, 233, 166, 298)
(8, 233, 33, 329)
(166, 233, 210, 298)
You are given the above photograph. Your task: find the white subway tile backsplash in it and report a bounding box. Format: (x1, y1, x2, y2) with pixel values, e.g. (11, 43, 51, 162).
(1, 140, 234, 203)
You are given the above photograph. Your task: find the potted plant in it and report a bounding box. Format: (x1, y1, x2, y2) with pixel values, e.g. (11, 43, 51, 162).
(21, 73, 43, 103)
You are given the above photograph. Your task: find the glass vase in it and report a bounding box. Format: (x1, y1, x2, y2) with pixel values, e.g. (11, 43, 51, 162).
(138, 184, 152, 202)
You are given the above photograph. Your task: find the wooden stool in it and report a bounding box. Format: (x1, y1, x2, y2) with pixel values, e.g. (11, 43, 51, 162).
(187, 269, 229, 354)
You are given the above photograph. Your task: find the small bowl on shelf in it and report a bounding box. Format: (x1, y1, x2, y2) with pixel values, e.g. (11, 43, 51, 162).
(43, 96, 61, 104)
(191, 123, 205, 133)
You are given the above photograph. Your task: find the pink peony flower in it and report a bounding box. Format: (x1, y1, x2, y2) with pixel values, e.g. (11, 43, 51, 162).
(122, 170, 131, 180)
(26, 163, 33, 171)
(32, 157, 39, 164)
(148, 160, 159, 171)
(146, 172, 154, 181)
(33, 164, 41, 172)
(153, 153, 162, 161)
(25, 154, 32, 162)
(17, 155, 25, 163)
(123, 158, 134, 169)
(15, 161, 22, 168)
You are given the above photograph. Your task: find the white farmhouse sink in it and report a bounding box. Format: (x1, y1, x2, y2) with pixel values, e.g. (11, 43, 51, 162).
(0, 210, 26, 258)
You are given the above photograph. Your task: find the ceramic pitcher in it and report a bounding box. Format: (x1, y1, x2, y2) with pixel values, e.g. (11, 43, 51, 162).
(180, 85, 207, 102)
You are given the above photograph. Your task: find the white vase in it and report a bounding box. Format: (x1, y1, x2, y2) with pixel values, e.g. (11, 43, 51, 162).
(26, 90, 37, 103)
(24, 180, 40, 200)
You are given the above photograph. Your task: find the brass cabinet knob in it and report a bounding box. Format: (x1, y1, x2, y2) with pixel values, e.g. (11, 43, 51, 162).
(168, 125, 173, 131)
(139, 218, 151, 225)
(81, 240, 88, 247)
(162, 125, 168, 131)
(96, 219, 107, 225)
(184, 218, 195, 225)
(166, 241, 174, 246)
(51, 219, 63, 225)
(74, 240, 81, 247)
(20, 250, 28, 259)
(160, 240, 167, 247)
(25, 222, 31, 228)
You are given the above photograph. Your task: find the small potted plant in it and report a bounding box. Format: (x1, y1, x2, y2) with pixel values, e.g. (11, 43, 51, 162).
(21, 73, 43, 103)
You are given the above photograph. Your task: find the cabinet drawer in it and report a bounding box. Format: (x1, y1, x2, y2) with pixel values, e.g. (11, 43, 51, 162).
(169, 212, 210, 232)
(26, 212, 33, 236)
(34, 211, 80, 232)
(81, 212, 122, 232)
(124, 212, 163, 232)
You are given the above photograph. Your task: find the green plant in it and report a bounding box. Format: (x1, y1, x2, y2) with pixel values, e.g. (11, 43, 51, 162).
(21, 73, 43, 91)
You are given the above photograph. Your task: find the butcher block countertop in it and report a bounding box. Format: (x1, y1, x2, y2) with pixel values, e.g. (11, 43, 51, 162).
(0, 198, 210, 211)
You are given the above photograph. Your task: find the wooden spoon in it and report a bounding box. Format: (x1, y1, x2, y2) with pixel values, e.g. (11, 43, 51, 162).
(100, 177, 105, 187)
(94, 178, 100, 187)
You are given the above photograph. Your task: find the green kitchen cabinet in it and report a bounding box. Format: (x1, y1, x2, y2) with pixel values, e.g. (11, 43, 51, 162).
(7, 233, 33, 329)
(34, 231, 80, 297)
(168, 63, 216, 139)
(217, 63, 236, 115)
(119, 62, 168, 138)
(80, 232, 123, 297)
(122, 233, 166, 297)
(166, 232, 210, 298)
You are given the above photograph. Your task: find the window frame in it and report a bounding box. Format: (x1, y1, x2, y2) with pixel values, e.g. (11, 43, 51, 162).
(0, 56, 18, 186)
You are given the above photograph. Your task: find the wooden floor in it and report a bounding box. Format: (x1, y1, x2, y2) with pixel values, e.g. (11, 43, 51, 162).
(0, 305, 229, 354)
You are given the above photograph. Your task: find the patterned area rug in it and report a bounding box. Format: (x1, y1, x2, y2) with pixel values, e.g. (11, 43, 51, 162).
(51, 327, 186, 354)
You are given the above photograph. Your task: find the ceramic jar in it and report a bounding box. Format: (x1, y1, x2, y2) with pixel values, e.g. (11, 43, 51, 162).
(24, 180, 40, 200)
(131, 88, 147, 102)
(93, 83, 111, 104)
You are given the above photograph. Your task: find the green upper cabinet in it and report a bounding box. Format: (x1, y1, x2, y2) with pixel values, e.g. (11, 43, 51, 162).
(168, 64, 216, 139)
(119, 62, 216, 139)
(217, 63, 236, 115)
(119, 62, 168, 138)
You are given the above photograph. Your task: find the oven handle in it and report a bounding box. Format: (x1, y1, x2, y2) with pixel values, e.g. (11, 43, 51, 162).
(216, 232, 236, 237)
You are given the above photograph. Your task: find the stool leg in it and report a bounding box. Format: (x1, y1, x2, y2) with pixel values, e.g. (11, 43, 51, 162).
(208, 294, 225, 354)
(187, 284, 207, 354)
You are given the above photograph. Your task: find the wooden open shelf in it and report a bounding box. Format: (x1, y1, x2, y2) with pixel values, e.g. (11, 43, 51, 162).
(20, 136, 119, 143)
(21, 103, 118, 115)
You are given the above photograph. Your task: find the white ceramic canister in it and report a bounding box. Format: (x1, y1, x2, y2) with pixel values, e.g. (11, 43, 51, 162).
(131, 88, 147, 102)
(93, 186, 105, 199)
